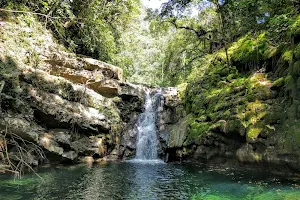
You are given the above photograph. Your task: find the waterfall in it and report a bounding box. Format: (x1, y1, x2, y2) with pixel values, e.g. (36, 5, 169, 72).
(134, 90, 162, 160)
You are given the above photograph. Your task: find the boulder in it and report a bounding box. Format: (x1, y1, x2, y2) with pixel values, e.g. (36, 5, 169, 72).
(236, 144, 262, 163)
(119, 82, 146, 100)
(48, 129, 72, 145)
(45, 55, 124, 81)
(0, 116, 42, 142)
(162, 87, 180, 108)
(88, 79, 120, 97)
(119, 114, 139, 158)
(167, 115, 189, 148)
(27, 86, 110, 133)
(70, 135, 108, 157)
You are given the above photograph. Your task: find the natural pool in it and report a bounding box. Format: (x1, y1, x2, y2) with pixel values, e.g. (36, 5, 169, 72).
(0, 161, 300, 200)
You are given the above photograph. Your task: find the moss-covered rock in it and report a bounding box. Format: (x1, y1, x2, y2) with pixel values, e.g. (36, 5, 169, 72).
(226, 119, 245, 136)
(186, 119, 211, 145)
(236, 144, 263, 163)
(181, 36, 300, 168)
(291, 61, 300, 76)
(271, 77, 285, 90)
(247, 126, 263, 142)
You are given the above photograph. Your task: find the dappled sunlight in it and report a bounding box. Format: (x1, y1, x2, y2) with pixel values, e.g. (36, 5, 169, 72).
(40, 134, 51, 147)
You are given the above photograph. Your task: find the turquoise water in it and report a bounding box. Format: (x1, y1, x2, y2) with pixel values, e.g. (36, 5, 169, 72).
(0, 162, 299, 200)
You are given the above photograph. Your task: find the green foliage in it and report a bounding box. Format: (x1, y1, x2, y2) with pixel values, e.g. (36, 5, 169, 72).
(4, 0, 140, 64)
(114, 12, 172, 85)
(267, 14, 293, 45)
(290, 15, 300, 37)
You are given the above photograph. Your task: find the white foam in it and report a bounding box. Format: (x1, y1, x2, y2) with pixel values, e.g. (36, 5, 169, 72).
(126, 159, 165, 165)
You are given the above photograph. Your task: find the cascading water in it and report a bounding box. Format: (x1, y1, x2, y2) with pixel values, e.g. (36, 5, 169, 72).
(134, 90, 162, 161)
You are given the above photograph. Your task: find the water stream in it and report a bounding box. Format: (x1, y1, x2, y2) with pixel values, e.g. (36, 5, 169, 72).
(134, 90, 162, 161)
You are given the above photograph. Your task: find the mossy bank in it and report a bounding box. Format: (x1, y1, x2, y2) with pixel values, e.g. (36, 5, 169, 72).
(166, 15, 300, 172)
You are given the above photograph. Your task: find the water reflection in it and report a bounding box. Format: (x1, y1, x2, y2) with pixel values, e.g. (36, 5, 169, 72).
(128, 162, 164, 199)
(0, 162, 299, 200)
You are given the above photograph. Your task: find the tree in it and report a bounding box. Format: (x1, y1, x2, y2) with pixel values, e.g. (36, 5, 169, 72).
(2, 0, 140, 63)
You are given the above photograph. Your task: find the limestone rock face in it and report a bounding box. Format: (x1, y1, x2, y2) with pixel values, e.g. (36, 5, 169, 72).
(45, 54, 125, 97)
(236, 144, 261, 163)
(27, 86, 109, 133)
(162, 88, 180, 108)
(0, 53, 144, 165)
(119, 82, 146, 100)
(0, 18, 147, 168)
(46, 55, 124, 82)
(156, 88, 185, 159)
(88, 79, 120, 97)
(167, 116, 189, 148)
(118, 113, 140, 159)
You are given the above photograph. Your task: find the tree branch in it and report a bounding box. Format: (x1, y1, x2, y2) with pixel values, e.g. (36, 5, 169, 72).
(0, 81, 4, 94)
(170, 19, 207, 38)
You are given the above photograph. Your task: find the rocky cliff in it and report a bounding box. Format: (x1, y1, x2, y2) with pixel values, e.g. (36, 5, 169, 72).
(0, 16, 152, 170)
(2, 12, 300, 175)
(162, 46, 300, 172)
(118, 87, 182, 160)
(0, 16, 183, 170)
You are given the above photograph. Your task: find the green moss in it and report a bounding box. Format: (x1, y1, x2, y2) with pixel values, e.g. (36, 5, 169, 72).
(290, 15, 300, 37)
(291, 61, 300, 76)
(247, 100, 265, 113)
(216, 67, 230, 76)
(184, 37, 293, 150)
(227, 73, 237, 81)
(282, 50, 293, 64)
(296, 77, 300, 90)
(275, 59, 289, 77)
(271, 77, 285, 89)
(213, 102, 230, 112)
(229, 32, 271, 69)
(284, 75, 295, 93)
(277, 123, 300, 152)
(223, 109, 231, 119)
(208, 112, 221, 122)
(187, 119, 211, 144)
(226, 119, 244, 134)
(253, 85, 271, 100)
(264, 106, 284, 124)
(263, 45, 278, 60)
(286, 103, 298, 119)
(245, 111, 256, 125)
(294, 43, 300, 60)
(247, 126, 263, 141)
(177, 82, 188, 100)
(195, 115, 207, 122)
(246, 94, 256, 102)
(189, 121, 211, 136)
